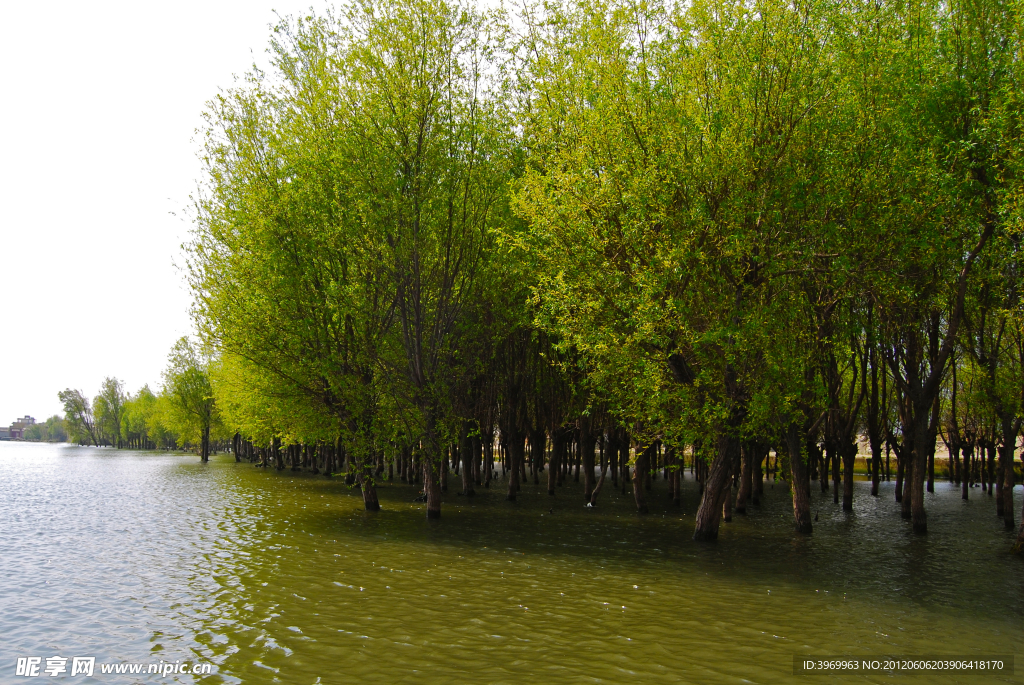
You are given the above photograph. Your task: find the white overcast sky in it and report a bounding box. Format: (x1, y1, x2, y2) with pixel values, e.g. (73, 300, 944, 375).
(0, 0, 322, 424)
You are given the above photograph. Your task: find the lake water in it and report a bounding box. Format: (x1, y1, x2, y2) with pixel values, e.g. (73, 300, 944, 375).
(1, 441, 1020, 684)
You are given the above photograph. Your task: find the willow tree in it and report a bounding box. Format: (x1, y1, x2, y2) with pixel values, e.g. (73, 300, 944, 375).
(338, 0, 513, 517)
(511, 0, 850, 540)
(163, 337, 220, 461)
(189, 16, 401, 506)
(855, 0, 1022, 534)
(190, 0, 513, 517)
(94, 377, 127, 448)
(58, 389, 98, 446)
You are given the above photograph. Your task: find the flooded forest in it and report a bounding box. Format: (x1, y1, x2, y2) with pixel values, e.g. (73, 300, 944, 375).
(181, 0, 1024, 551)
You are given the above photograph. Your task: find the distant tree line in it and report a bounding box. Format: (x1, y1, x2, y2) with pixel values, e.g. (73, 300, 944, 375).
(22, 415, 68, 443)
(174, 0, 1024, 552)
(57, 338, 229, 457)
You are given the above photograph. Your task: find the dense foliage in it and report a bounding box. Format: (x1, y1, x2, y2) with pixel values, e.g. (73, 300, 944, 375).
(55, 338, 228, 454)
(183, 0, 1024, 549)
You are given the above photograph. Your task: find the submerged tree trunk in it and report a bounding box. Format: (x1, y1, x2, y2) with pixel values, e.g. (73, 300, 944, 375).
(909, 405, 929, 533)
(752, 445, 764, 505)
(581, 419, 597, 502)
(460, 424, 475, 497)
(693, 435, 736, 541)
(353, 450, 381, 511)
(201, 424, 211, 463)
(507, 432, 524, 501)
(424, 457, 442, 519)
(999, 415, 1018, 531)
(736, 443, 752, 515)
(548, 430, 566, 496)
(870, 438, 880, 496)
(787, 423, 813, 535)
(829, 442, 840, 505)
(842, 440, 856, 512)
(590, 462, 608, 506)
(901, 455, 914, 519)
(631, 443, 649, 514)
(962, 442, 972, 500)
(530, 428, 545, 486)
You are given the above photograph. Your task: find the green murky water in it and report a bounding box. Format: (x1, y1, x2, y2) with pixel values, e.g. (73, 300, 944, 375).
(1, 441, 1020, 684)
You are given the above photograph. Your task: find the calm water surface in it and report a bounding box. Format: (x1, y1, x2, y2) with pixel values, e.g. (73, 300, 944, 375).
(1, 441, 1021, 684)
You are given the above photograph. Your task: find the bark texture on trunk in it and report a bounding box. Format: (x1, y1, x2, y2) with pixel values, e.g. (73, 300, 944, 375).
(692, 435, 735, 541)
(356, 459, 381, 511)
(787, 423, 812, 535)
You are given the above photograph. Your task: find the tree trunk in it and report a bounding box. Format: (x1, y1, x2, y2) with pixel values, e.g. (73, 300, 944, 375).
(507, 432, 524, 501)
(830, 442, 840, 504)
(669, 446, 681, 507)
(693, 435, 735, 541)
(201, 424, 211, 463)
(842, 440, 855, 512)
(473, 435, 482, 486)
(962, 442, 972, 500)
(787, 423, 813, 534)
(951, 440, 961, 484)
(610, 431, 619, 488)
(999, 415, 1017, 530)
(927, 395, 939, 493)
(752, 445, 764, 504)
(870, 438, 880, 497)
(901, 454, 914, 519)
(484, 436, 493, 488)
(530, 428, 545, 485)
(996, 454, 1005, 517)
(548, 431, 563, 496)
(590, 463, 608, 506)
(735, 443, 752, 514)
(820, 444, 829, 493)
(581, 419, 597, 502)
(441, 446, 449, 493)
(460, 425, 475, 497)
(620, 436, 629, 494)
(631, 443, 649, 514)
(987, 443, 996, 498)
(354, 451, 380, 512)
(424, 456, 442, 519)
(573, 432, 581, 482)
(1015, 505, 1024, 553)
(909, 404, 929, 533)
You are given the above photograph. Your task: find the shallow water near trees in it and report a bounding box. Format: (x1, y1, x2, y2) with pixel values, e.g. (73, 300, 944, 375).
(1, 441, 1020, 684)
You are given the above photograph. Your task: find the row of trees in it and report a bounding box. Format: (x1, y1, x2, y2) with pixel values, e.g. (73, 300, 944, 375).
(57, 338, 227, 458)
(186, 0, 1024, 550)
(22, 415, 68, 443)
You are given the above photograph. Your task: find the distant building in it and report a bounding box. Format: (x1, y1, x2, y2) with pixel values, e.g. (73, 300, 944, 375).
(0, 426, 9, 439)
(9, 416, 35, 440)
